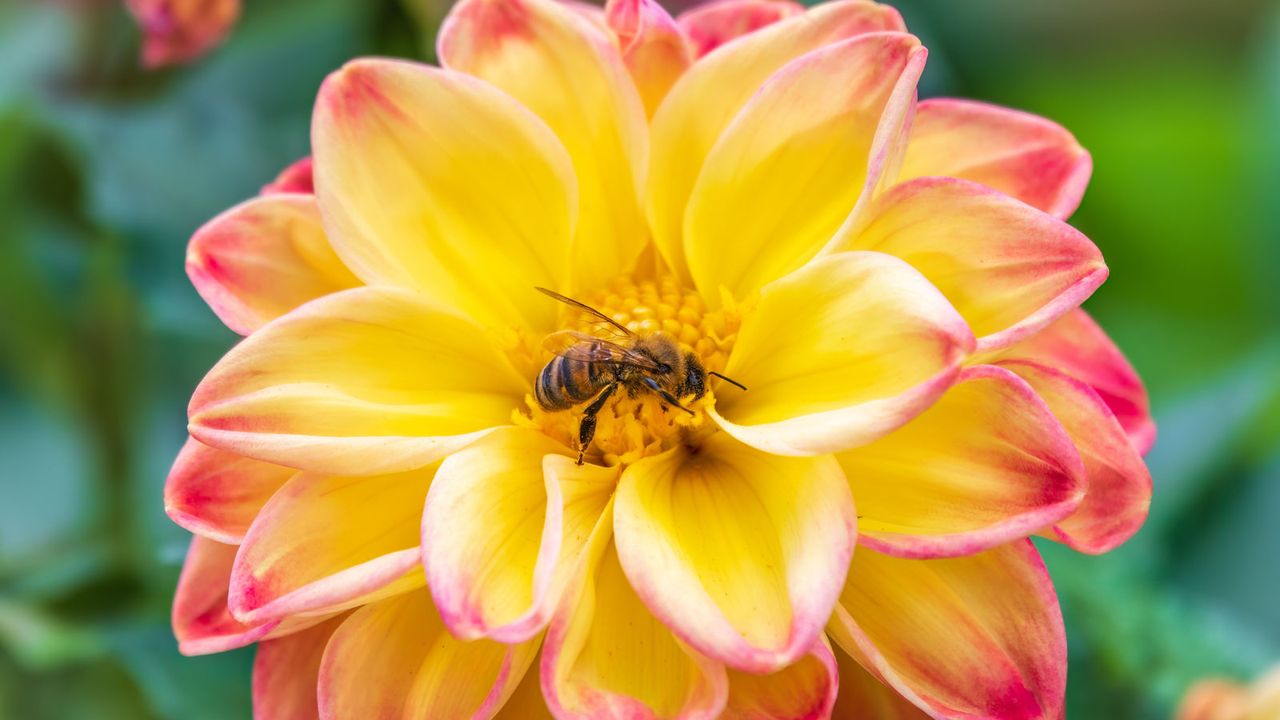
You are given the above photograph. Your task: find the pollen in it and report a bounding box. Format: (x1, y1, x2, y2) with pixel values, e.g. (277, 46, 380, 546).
(513, 273, 741, 466)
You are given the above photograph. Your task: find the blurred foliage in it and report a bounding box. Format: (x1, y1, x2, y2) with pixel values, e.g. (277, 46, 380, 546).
(0, 0, 1277, 717)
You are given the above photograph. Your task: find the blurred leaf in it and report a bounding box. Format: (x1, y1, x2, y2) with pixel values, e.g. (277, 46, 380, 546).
(106, 623, 253, 720)
(0, 597, 103, 670)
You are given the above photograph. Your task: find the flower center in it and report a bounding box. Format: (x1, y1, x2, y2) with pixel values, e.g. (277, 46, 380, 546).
(514, 273, 741, 466)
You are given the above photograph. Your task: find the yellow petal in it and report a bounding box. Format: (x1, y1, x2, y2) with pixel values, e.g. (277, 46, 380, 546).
(186, 194, 359, 335)
(842, 177, 1107, 352)
(188, 286, 526, 476)
(164, 437, 295, 544)
(829, 541, 1066, 720)
(228, 466, 435, 624)
(839, 365, 1086, 558)
(614, 433, 855, 673)
(685, 32, 926, 301)
(1000, 360, 1152, 555)
(899, 98, 1092, 219)
(318, 589, 539, 719)
(713, 251, 973, 456)
(830, 645, 930, 720)
(312, 58, 576, 332)
(439, 0, 648, 292)
(422, 427, 616, 642)
(605, 0, 692, 118)
(493, 661, 556, 719)
(647, 0, 905, 284)
(253, 614, 346, 720)
(722, 638, 838, 719)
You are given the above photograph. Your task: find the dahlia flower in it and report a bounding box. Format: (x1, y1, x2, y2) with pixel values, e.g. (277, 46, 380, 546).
(1177, 668, 1280, 720)
(126, 0, 239, 68)
(167, 0, 1155, 717)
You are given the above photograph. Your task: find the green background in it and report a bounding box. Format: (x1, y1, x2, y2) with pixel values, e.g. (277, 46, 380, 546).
(0, 0, 1277, 717)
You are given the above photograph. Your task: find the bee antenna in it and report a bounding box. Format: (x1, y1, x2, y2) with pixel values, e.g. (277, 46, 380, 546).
(708, 371, 747, 391)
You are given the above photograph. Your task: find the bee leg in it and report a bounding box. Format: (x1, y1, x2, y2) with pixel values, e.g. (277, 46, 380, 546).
(642, 378, 695, 416)
(577, 383, 618, 465)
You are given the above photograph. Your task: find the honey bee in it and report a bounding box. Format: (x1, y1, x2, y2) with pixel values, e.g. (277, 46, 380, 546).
(533, 287, 746, 464)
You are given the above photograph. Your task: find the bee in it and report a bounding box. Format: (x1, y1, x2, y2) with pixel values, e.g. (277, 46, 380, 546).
(533, 287, 746, 464)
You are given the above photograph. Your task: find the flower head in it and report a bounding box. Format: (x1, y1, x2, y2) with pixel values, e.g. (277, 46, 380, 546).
(126, 0, 239, 68)
(168, 0, 1154, 717)
(1177, 667, 1280, 720)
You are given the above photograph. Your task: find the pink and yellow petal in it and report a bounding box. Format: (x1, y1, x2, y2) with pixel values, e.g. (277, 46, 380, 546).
(684, 32, 926, 301)
(312, 58, 576, 333)
(676, 0, 803, 58)
(253, 614, 346, 720)
(229, 466, 435, 624)
(646, 0, 905, 284)
(260, 156, 314, 196)
(614, 433, 855, 673)
(127, 0, 239, 68)
(839, 365, 1085, 559)
(422, 427, 616, 643)
(843, 176, 1107, 352)
(722, 639, 838, 720)
(543, 506, 729, 719)
(990, 309, 1155, 454)
(830, 648, 929, 720)
(1000, 361, 1152, 554)
(186, 194, 359, 335)
(439, 0, 648, 292)
(714, 251, 973, 457)
(164, 437, 294, 544)
(829, 541, 1066, 720)
(173, 536, 279, 656)
(318, 589, 538, 720)
(188, 286, 526, 476)
(605, 0, 692, 118)
(900, 98, 1092, 219)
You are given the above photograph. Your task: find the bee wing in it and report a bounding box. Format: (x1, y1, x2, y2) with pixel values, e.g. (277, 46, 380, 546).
(535, 287, 634, 338)
(542, 331, 661, 370)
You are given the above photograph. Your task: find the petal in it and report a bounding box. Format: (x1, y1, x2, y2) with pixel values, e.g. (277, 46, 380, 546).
(318, 589, 538, 720)
(126, 0, 239, 68)
(312, 58, 576, 332)
(252, 615, 346, 720)
(493, 661, 556, 719)
(173, 536, 279, 656)
(260, 156, 314, 196)
(439, 0, 648, 292)
(829, 541, 1066, 720)
(839, 365, 1086, 559)
(685, 32, 926, 301)
(543, 505, 730, 719)
(647, 0, 905, 284)
(229, 466, 435, 624)
(713, 251, 973, 457)
(843, 176, 1108, 352)
(722, 638, 838, 720)
(830, 646, 930, 720)
(186, 194, 360, 336)
(605, 0, 693, 118)
(422, 427, 616, 643)
(999, 361, 1152, 554)
(188, 286, 526, 476)
(676, 0, 804, 58)
(900, 98, 1092, 219)
(989, 309, 1155, 454)
(614, 433, 855, 673)
(164, 437, 294, 544)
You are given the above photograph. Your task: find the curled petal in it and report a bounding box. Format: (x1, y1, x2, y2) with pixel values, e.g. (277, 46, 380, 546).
(829, 541, 1066, 720)
(677, 0, 804, 58)
(186, 194, 359, 335)
(614, 433, 855, 673)
(842, 176, 1107, 352)
(605, 0, 693, 118)
(439, 0, 647, 293)
(840, 365, 1086, 559)
(685, 32, 926, 300)
(989, 309, 1155, 454)
(127, 0, 239, 68)
(188, 286, 526, 476)
(722, 638, 838, 720)
(1000, 361, 1152, 554)
(900, 98, 1092, 219)
(164, 437, 294, 544)
(318, 589, 538, 720)
(260, 156, 314, 196)
(229, 467, 435, 624)
(647, 0, 905, 284)
(313, 58, 576, 332)
(422, 428, 616, 643)
(830, 647, 929, 720)
(543, 506, 730, 719)
(253, 615, 346, 720)
(713, 251, 973, 457)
